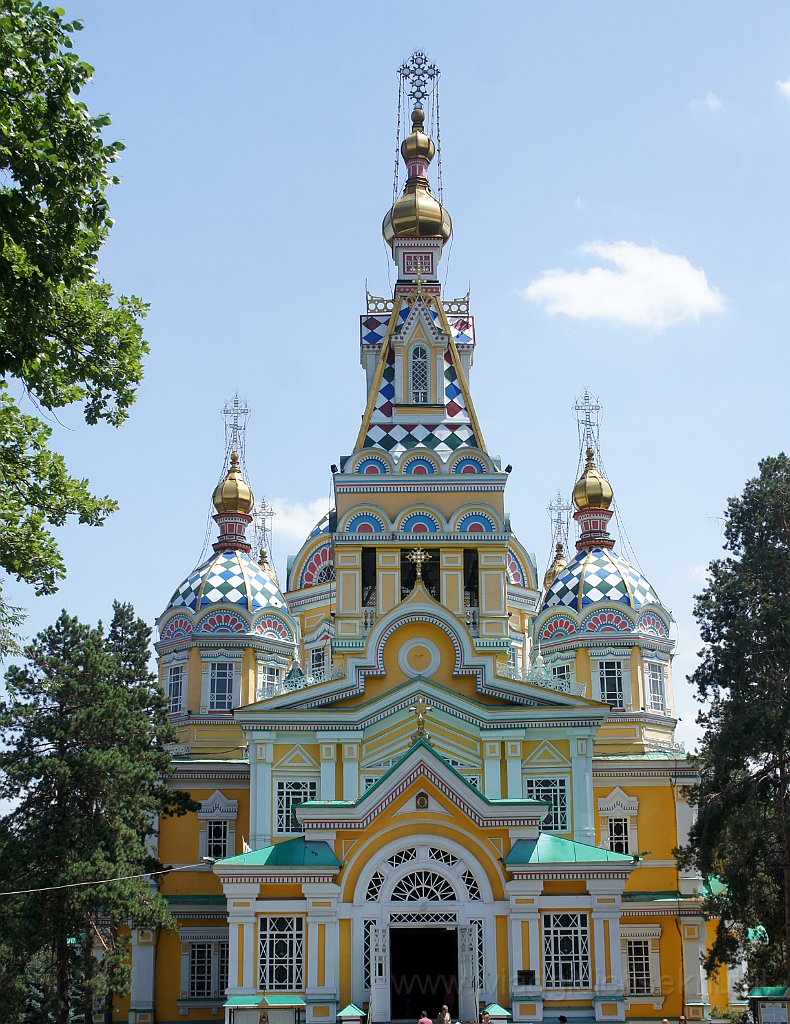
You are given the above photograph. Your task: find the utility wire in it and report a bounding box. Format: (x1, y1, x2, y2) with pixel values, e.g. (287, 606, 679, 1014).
(0, 860, 211, 898)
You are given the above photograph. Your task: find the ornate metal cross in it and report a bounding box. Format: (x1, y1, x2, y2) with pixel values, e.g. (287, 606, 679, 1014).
(398, 50, 440, 105)
(406, 546, 431, 583)
(409, 695, 433, 742)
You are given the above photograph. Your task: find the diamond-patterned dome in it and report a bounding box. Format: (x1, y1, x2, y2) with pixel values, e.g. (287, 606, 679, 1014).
(542, 547, 660, 612)
(166, 548, 287, 614)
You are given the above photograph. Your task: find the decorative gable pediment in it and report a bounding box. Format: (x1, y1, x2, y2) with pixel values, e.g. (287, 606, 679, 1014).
(597, 786, 639, 815)
(198, 789, 238, 819)
(522, 739, 571, 769)
(273, 744, 320, 771)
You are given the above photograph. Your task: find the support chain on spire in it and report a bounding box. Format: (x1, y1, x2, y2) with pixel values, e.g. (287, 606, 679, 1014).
(222, 393, 251, 476)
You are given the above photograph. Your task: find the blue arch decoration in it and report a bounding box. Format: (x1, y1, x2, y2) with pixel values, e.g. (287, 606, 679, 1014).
(400, 511, 440, 533)
(345, 511, 386, 534)
(456, 511, 497, 533)
(402, 456, 437, 475)
(355, 455, 389, 475)
(451, 455, 486, 474)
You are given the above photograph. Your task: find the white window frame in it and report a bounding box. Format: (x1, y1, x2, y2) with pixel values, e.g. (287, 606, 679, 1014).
(598, 787, 639, 854)
(543, 911, 590, 989)
(275, 779, 319, 834)
(598, 659, 624, 707)
(621, 924, 662, 998)
(258, 916, 304, 990)
(645, 661, 667, 713)
(256, 662, 282, 699)
(200, 653, 241, 714)
(178, 928, 229, 1003)
(524, 776, 569, 832)
(198, 790, 238, 861)
(166, 663, 185, 714)
(409, 343, 430, 404)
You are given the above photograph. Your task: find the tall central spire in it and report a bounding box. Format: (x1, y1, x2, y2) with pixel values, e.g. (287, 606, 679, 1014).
(382, 51, 452, 282)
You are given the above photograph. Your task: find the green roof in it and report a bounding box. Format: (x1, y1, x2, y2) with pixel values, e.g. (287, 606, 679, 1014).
(225, 995, 263, 1006)
(485, 1004, 512, 1017)
(165, 893, 227, 905)
(338, 1004, 366, 1018)
(263, 995, 307, 1006)
(504, 834, 633, 865)
(749, 987, 790, 998)
(623, 890, 683, 902)
(217, 836, 340, 869)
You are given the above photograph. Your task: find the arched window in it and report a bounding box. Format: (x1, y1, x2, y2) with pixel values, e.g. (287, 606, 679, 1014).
(410, 345, 429, 404)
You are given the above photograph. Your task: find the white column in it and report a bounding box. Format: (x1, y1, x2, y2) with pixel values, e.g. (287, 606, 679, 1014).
(506, 740, 522, 797)
(571, 735, 594, 843)
(342, 741, 360, 801)
(224, 882, 260, 996)
(681, 917, 710, 1017)
(128, 927, 157, 1024)
(303, 883, 342, 1024)
(506, 879, 544, 1023)
(250, 734, 275, 848)
(587, 879, 627, 1021)
(319, 741, 336, 800)
(483, 740, 501, 798)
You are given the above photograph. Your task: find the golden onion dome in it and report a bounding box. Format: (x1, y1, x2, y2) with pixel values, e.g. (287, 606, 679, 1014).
(382, 106, 452, 247)
(543, 541, 568, 590)
(572, 447, 614, 511)
(401, 105, 435, 162)
(212, 451, 254, 515)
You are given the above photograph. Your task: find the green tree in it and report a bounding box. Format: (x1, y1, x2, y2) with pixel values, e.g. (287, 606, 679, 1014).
(679, 453, 790, 987)
(0, 603, 195, 1024)
(0, 0, 148, 651)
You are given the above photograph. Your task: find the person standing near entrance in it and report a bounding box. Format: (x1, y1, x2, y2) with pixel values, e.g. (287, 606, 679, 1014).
(419, 1012, 432, 1024)
(437, 1004, 451, 1024)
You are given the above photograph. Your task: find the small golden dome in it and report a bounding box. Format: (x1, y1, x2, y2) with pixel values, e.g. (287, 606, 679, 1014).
(572, 447, 614, 511)
(543, 541, 567, 590)
(212, 451, 254, 515)
(401, 105, 435, 163)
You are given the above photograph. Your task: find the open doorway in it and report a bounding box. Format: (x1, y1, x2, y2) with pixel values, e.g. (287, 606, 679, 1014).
(389, 927, 458, 1022)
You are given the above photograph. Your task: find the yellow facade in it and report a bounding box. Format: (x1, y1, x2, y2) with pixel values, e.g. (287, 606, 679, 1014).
(122, 53, 737, 1024)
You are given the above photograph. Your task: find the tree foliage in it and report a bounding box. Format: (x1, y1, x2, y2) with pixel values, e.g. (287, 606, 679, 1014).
(679, 453, 790, 986)
(0, 603, 195, 1024)
(0, 0, 148, 650)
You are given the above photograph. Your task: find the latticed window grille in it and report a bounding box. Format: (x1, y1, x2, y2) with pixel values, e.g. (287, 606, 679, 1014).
(361, 776, 378, 793)
(209, 662, 234, 711)
(626, 939, 651, 994)
(471, 919, 485, 991)
(543, 912, 590, 989)
(598, 660, 624, 707)
(552, 664, 570, 684)
(313, 562, 335, 584)
(462, 870, 482, 901)
(608, 817, 629, 854)
(206, 819, 229, 859)
(256, 664, 280, 699)
(389, 912, 456, 925)
(429, 847, 458, 866)
(410, 345, 429, 403)
(189, 943, 212, 998)
(363, 919, 375, 990)
(387, 848, 417, 867)
(309, 647, 326, 680)
(167, 665, 184, 714)
(259, 916, 304, 990)
(391, 870, 456, 902)
(524, 777, 569, 831)
(646, 663, 666, 713)
(276, 780, 318, 834)
(217, 940, 229, 996)
(366, 871, 385, 901)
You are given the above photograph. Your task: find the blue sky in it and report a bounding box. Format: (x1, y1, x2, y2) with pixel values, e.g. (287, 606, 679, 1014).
(6, 1, 790, 749)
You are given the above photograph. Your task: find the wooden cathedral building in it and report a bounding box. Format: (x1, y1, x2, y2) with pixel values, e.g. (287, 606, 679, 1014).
(120, 51, 740, 1024)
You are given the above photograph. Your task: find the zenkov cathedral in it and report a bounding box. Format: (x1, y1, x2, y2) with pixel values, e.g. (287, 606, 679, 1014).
(120, 53, 741, 1024)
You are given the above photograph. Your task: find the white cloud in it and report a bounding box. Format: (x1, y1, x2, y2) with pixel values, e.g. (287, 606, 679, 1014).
(689, 91, 722, 112)
(270, 497, 331, 548)
(522, 240, 724, 330)
(776, 77, 790, 98)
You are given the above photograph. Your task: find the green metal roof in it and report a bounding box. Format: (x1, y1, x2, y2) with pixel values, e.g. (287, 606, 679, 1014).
(225, 995, 263, 1006)
(485, 1004, 512, 1017)
(165, 893, 227, 905)
(338, 1004, 366, 1018)
(749, 987, 790, 998)
(504, 834, 633, 865)
(622, 890, 683, 901)
(217, 836, 340, 869)
(263, 995, 307, 1006)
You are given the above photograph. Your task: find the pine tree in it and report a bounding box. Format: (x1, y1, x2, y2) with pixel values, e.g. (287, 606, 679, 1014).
(0, 603, 195, 1023)
(679, 453, 790, 986)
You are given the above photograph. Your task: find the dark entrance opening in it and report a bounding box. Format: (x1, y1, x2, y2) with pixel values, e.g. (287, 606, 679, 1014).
(390, 927, 458, 1022)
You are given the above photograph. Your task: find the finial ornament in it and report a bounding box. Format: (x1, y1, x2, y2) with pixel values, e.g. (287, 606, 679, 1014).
(398, 50, 440, 106)
(409, 695, 433, 743)
(406, 547, 431, 583)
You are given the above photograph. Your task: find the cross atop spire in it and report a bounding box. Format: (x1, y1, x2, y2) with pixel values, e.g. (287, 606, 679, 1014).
(406, 547, 431, 584)
(573, 389, 602, 454)
(398, 50, 440, 106)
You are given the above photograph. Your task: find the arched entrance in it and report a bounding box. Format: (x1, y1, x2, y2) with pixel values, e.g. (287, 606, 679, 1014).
(353, 841, 492, 1023)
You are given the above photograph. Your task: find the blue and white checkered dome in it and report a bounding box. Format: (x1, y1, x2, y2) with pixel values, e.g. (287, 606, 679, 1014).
(541, 546, 662, 612)
(165, 547, 288, 615)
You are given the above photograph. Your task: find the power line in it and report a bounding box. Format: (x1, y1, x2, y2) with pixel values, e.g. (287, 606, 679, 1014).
(0, 859, 213, 897)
